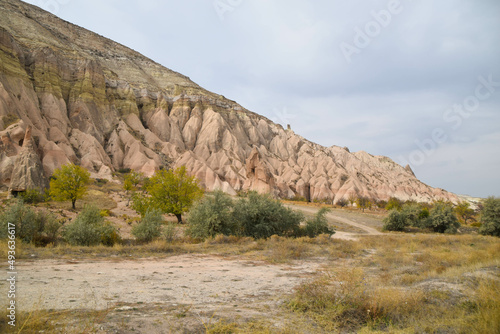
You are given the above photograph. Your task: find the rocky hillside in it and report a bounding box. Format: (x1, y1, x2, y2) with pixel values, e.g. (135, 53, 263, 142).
(0, 0, 458, 203)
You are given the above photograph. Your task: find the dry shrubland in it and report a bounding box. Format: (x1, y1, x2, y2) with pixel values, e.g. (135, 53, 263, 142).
(1, 233, 498, 333)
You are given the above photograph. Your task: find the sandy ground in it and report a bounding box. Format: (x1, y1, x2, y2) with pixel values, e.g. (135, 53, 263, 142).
(6, 255, 322, 333)
(14, 255, 320, 313)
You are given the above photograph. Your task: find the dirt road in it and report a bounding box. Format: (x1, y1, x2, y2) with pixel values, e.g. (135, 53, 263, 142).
(286, 204, 383, 240)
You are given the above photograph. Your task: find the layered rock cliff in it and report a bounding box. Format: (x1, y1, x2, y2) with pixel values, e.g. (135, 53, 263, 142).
(0, 0, 459, 203)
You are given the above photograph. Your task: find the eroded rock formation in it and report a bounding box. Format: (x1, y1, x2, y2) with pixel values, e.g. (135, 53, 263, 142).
(8, 125, 48, 194)
(0, 0, 459, 203)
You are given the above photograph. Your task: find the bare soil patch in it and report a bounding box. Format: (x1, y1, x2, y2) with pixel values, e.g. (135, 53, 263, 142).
(12, 255, 321, 332)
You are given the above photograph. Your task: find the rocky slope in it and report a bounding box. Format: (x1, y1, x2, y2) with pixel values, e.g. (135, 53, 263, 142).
(0, 0, 458, 203)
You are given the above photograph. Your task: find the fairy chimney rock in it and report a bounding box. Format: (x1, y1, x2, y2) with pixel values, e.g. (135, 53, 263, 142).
(244, 147, 276, 195)
(9, 126, 48, 195)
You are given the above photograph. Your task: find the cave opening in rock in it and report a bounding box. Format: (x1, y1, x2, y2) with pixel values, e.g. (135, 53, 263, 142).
(10, 190, 24, 198)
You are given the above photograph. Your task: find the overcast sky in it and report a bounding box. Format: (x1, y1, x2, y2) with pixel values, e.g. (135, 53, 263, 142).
(24, 0, 500, 198)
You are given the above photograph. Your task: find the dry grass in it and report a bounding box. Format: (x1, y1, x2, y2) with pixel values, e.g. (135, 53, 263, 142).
(42, 186, 117, 212)
(283, 234, 500, 333)
(287, 268, 427, 332)
(0, 308, 111, 334)
(0, 288, 111, 334)
(1, 224, 498, 333)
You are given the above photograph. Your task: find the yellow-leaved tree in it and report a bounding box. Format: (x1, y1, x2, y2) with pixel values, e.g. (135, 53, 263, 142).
(132, 166, 203, 223)
(49, 163, 91, 210)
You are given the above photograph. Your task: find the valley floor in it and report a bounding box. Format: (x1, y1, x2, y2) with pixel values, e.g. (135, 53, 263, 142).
(1, 194, 499, 333)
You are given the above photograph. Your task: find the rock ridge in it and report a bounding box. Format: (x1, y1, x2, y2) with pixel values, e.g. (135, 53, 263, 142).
(0, 0, 459, 204)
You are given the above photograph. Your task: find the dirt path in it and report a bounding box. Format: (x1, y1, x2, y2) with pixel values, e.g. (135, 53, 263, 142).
(287, 204, 383, 240)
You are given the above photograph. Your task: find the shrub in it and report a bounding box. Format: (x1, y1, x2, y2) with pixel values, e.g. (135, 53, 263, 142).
(132, 209, 164, 243)
(19, 189, 46, 204)
(376, 200, 388, 209)
(291, 195, 308, 202)
(100, 209, 112, 217)
(304, 207, 335, 237)
(0, 200, 61, 246)
(233, 192, 304, 239)
(118, 168, 131, 174)
(2, 113, 20, 128)
(383, 210, 408, 231)
(95, 178, 108, 186)
(63, 205, 116, 246)
(162, 222, 178, 242)
(419, 207, 430, 220)
(100, 222, 121, 246)
(33, 210, 62, 246)
(383, 202, 431, 232)
(425, 202, 460, 233)
(479, 196, 500, 237)
(186, 190, 236, 239)
(0, 199, 37, 243)
(401, 203, 424, 227)
(336, 198, 348, 208)
(386, 197, 403, 211)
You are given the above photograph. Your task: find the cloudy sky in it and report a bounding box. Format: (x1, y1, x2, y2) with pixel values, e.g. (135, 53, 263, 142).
(24, 0, 500, 198)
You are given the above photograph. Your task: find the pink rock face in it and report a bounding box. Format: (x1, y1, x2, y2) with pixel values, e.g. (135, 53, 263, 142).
(0, 0, 459, 203)
(8, 126, 48, 192)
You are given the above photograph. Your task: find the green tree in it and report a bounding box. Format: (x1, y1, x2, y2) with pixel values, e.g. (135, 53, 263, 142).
(135, 166, 203, 222)
(50, 163, 91, 210)
(454, 201, 475, 224)
(479, 197, 500, 237)
(356, 196, 371, 212)
(131, 192, 152, 217)
(233, 192, 304, 239)
(186, 190, 237, 239)
(425, 202, 460, 234)
(348, 194, 357, 207)
(304, 207, 335, 237)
